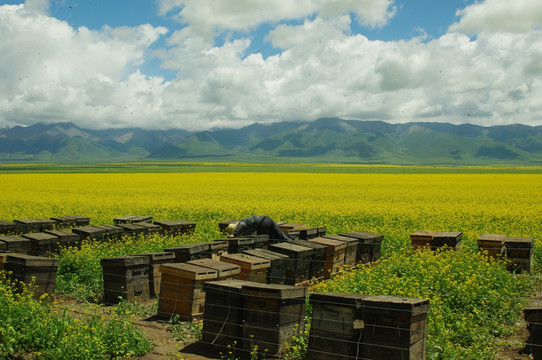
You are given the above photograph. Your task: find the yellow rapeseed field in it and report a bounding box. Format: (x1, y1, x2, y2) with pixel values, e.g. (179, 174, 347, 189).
(0, 172, 540, 253)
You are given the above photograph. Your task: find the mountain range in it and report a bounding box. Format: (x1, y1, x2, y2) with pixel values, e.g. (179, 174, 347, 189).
(1, 118, 542, 165)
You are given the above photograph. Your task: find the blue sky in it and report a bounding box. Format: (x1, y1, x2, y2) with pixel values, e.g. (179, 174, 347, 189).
(0, 0, 541, 130)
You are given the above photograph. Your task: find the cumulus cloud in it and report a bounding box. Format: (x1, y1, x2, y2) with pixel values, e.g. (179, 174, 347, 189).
(1, 0, 542, 131)
(450, 0, 542, 34)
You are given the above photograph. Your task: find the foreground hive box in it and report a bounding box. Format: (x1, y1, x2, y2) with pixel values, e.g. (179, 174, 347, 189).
(101, 255, 150, 304)
(477, 233, 507, 258)
(269, 242, 313, 284)
(505, 236, 534, 273)
(158, 263, 218, 320)
(4, 253, 60, 299)
(289, 239, 327, 280)
(308, 292, 429, 360)
(241, 283, 308, 357)
(201, 279, 254, 347)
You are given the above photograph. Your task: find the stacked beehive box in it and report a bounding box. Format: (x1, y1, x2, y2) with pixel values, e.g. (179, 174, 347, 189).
(50, 215, 90, 228)
(225, 237, 255, 253)
(289, 239, 327, 280)
(323, 234, 359, 267)
(269, 242, 313, 285)
(201, 279, 253, 347)
(72, 225, 107, 242)
(477, 233, 507, 259)
(340, 231, 384, 263)
(308, 237, 346, 278)
(219, 253, 270, 283)
(360, 295, 429, 359)
(93, 224, 125, 239)
(101, 255, 151, 304)
(187, 258, 240, 281)
(23, 232, 61, 256)
(0, 235, 31, 253)
(410, 230, 438, 250)
(207, 240, 228, 260)
(131, 252, 175, 297)
(505, 236, 533, 273)
(114, 215, 153, 224)
(242, 248, 293, 284)
(4, 253, 60, 299)
(154, 220, 196, 235)
(524, 297, 542, 359)
(14, 218, 56, 233)
(307, 292, 365, 360)
(165, 243, 209, 262)
(44, 230, 81, 249)
(241, 283, 308, 357)
(158, 263, 218, 320)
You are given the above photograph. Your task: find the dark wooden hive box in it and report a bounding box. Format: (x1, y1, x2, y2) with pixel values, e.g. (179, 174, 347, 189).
(242, 248, 293, 284)
(165, 243, 210, 262)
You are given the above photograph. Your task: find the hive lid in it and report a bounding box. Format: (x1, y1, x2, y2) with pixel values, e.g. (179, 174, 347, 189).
(100, 255, 150, 267)
(242, 248, 289, 260)
(160, 262, 218, 280)
(220, 253, 271, 270)
(289, 239, 327, 252)
(361, 295, 430, 314)
(340, 231, 384, 242)
(270, 242, 314, 254)
(187, 258, 241, 277)
(308, 237, 347, 250)
(323, 234, 359, 245)
(433, 231, 463, 239)
(310, 292, 366, 307)
(22, 232, 59, 245)
(203, 279, 255, 293)
(0, 235, 31, 244)
(241, 282, 308, 299)
(6, 253, 60, 267)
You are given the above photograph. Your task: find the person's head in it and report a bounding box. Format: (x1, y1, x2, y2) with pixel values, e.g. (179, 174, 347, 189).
(226, 222, 238, 235)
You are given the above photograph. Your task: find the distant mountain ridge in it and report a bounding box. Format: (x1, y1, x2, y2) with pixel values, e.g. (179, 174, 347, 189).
(1, 118, 542, 165)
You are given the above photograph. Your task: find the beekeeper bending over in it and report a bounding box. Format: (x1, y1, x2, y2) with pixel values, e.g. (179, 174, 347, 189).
(227, 215, 291, 241)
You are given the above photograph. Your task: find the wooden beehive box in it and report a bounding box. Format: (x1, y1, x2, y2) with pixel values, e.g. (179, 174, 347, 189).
(131, 252, 175, 297)
(298, 227, 319, 240)
(0, 220, 16, 235)
(289, 239, 327, 280)
(409, 230, 438, 250)
(116, 223, 146, 237)
(202, 279, 253, 347)
(220, 253, 271, 283)
(323, 234, 359, 266)
(23, 232, 61, 256)
(158, 263, 218, 320)
(165, 243, 210, 263)
(0, 235, 31, 253)
(136, 222, 162, 234)
(0, 252, 13, 269)
(114, 215, 153, 224)
(72, 225, 106, 241)
(5, 253, 60, 299)
(307, 292, 365, 360)
(100, 255, 151, 304)
(45, 230, 81, 248)
(14, 218, 56, 233)
(154, 220, 196, 235)
(308, 237, 346, 278)
(432, 231, 463, 250)
(187, 258, 240, 280)
(249, 234, 270, 249)
(224, 237, 254, 253)
(269, 242, 314, 285)
(242, 248, 293, 284)
(207, 240, 228, 260)
(477, 233, 507, 258)
(50, 216, 90, 228)
(524, 297, 542, 359)
(505, 236, 533, 259)
(340, 231, 384, 263)
(92, 224, 124, 239)
(241, 283, 307, 356)
(361, 295, 430, 346)
(284, 229, 300, 240)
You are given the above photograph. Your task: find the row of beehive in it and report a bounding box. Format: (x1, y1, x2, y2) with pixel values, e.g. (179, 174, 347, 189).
(0, 218, 197, 257)
(410, 230, 534, 272)
(197, 280, 429, 359)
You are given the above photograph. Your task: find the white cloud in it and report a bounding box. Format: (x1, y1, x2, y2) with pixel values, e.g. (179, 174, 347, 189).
(450, 0, 542, 34)
(1, 0, 542, 131)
